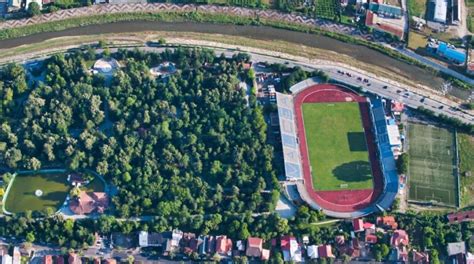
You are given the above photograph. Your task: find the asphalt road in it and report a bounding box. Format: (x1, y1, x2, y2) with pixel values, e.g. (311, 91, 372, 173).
(17, 45, 474, 124)
(241, 51, 474, 124)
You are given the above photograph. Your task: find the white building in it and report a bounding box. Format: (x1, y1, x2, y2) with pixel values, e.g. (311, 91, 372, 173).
(307, 245, 319, 259)
(387, 123, 402, 155)
(431, 0, 447, 23)
(11, 248, 19, 264)
(8, 0, 41, 9)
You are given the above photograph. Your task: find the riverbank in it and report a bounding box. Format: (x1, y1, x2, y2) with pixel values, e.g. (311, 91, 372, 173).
(2, 31, 473, 121)
(3, 24, 471, 100)
(0, 3, 472, 89)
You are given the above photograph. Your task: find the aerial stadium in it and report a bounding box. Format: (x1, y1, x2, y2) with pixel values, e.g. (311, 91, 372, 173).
(277, 78, 398, 218)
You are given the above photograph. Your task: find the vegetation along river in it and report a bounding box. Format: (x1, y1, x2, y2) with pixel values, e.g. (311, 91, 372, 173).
(0, 21, 471, 99)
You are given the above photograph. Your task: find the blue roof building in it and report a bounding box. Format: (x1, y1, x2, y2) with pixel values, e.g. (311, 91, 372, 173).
(437, 42, 466, 64)
(0, 0, 7, 18)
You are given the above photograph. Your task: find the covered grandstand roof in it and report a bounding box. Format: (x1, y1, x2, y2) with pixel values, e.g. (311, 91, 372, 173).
(370, 99, 398, 210)
(276, 92, 303, 181)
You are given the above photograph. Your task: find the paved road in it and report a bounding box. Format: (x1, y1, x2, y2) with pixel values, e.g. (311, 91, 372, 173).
(11, 44, 474, 125)
(398, 48, 474, 85)
(241, 51, 474, 124)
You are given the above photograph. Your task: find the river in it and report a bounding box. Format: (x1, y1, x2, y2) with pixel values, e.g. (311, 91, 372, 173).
(0, 21, 471, 99)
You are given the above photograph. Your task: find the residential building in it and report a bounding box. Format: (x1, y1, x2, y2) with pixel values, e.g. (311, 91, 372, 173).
(103, 259, 116, 264)
(138, 231, 164, 247)
(391, 230, 409, 247)
(447, 241, 466, 256)
(55, 256, 64, 264)
(390, 246, 409, 262)
(181, 232, 199, 254)
(246, 237, 263, 258)
(307, 245, 319, 259)
(318, 245, 335, 258)
(0, 251, 12, 264)
(69, 191, 109, 215)
(11, 247, 20, 264)
(377, 216, 398, 229)
(215, 235, 232, 256)
(412, 250, 430, 263)
(43, 255, 53, 264)
(447, 210, 474, 224)
(466, 252, 474, 264)
(391, 101, 404, 115)
(68, 253, 81, 264)
(164, 230, 183, 255)
(93, 257, 101, 264)
(281, 235, 302, 262)
(261, 249, 270, 261)
(353, 219, 364, 232)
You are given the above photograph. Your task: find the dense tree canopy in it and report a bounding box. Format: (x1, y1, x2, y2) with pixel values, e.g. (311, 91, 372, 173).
(0, 48, 279, 234)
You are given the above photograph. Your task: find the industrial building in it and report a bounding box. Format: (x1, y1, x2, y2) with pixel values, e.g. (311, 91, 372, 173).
(429, 0, 448, 23)
(436, 42, 466, 64)
(365, 1, 405, 40)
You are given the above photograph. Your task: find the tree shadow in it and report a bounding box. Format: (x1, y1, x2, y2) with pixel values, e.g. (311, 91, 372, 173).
(38, 191, 67, 201)
(332, 160, 372, 183)
(347, 132, 368, 152)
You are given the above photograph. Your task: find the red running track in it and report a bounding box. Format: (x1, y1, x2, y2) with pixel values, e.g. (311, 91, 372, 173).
(294, 84, 383, 212)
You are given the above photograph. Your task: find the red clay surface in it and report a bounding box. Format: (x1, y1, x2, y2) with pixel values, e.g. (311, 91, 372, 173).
(294, 84, 383, 212)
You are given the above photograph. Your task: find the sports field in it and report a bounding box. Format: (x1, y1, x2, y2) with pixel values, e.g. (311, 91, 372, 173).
(302, 102, 373, 191)
(4, 172, 70, 214)
(407, 123, 458, 206)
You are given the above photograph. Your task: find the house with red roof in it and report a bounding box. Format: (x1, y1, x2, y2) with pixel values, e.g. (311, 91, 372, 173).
(215, 235, 232, 256)
(412, 250, 430, 263)
(103, 259, 116, 264)
(365, 234, 378, 244)
(377, 216, 398, 229)
(43, 255, 53, 264)
(390, 230, 409, 247)
(353, 219, 364, 232)
(363, 222, 375, 230)
(318, 245, 335, 258)
(447, 210, 474, 224)
(246, 237, 263, 258)
(69, 191, 109, 215)
(391, 101, 404, 115)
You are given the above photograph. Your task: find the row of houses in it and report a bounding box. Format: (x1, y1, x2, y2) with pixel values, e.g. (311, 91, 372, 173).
(137, 230, 341, 262)
(351, 216, 430, 263)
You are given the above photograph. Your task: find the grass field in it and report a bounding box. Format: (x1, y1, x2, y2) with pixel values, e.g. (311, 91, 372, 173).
(408, 31, 428, 51)
(459, 133, 474, 207)
(407, 123, 458, 207)
(468, 0, 474, 32)
(302, 102, 373, 191)
(407, 0, 427, 18)
(4, 172, 70, 214)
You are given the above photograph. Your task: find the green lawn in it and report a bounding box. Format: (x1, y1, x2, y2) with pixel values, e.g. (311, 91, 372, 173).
(407, 123, 458, 207)
(468, 0, 474, 32)
(4, 172, 70, 214)
(302, 102, 373, 191)
(459, 133, 474, 207)
(408, 0, 427, 18)
(315, 0, 339, 20)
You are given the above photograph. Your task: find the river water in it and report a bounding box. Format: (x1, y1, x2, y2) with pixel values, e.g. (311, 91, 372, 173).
(0, 21, 471, 99)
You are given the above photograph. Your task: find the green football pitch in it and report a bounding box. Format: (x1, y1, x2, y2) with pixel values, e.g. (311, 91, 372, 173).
(302, 102, 373, 191)
(407, 123, 458, 206)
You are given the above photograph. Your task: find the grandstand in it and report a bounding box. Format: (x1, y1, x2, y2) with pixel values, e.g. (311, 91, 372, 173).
(277, 79, 398, 218)
(277, 92, 303, 181)
(369, 98, 399, 211)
